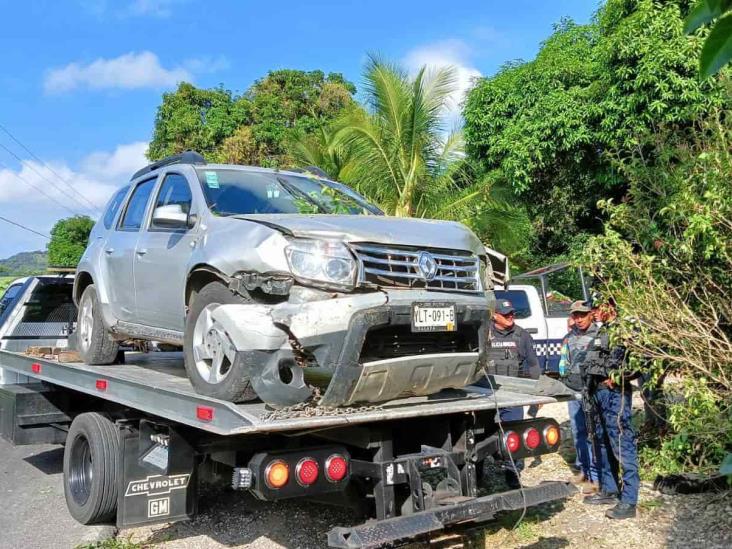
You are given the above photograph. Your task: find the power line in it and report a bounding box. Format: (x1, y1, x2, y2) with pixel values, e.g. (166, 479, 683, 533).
(0, 215, 49, 239)
(0, 159, 80, 216)
(0, 142, 96, 216)
(0, 123, 103, 213)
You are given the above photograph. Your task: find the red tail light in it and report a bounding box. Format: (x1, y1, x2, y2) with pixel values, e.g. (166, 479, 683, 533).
(31, 363, 41, 374)
(196, 406, 214, 422)
(325, 454, 348, 482)
(524, 427, 541, 450)
(296, 458, 319, 486)
(95, 379, 108, 391)
(504, 431, 521, 453)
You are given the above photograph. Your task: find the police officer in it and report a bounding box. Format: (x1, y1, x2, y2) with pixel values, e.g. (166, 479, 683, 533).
(582, 300, 640, 520)
(561, 301, 600, 492)
(479, 299, 540, 487)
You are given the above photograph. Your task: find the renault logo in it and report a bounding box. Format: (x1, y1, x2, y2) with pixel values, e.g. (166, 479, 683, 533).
(417, 251, 438, 281)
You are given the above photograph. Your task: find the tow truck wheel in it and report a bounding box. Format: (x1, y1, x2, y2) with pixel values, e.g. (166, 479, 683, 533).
(77, 284, 119, 365)
(183, 281, 258, 403)
(63, 413, 120, 524)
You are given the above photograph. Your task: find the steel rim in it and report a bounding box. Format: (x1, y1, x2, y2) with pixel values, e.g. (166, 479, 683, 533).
(192, 303, 237, 384)
(78, 295, 94, 352)
(69, 434, 93, 506)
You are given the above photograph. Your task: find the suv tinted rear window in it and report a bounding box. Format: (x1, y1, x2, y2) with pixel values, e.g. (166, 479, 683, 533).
(103, 186, 129, 229)
(494, 290, 531, 319)
(119, 178, 156, 231)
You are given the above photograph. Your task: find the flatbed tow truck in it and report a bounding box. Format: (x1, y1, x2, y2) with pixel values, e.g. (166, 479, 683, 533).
(0, 345, 576, 547)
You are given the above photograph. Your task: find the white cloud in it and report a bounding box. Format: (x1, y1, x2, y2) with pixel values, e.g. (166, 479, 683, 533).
(183, 55, 231, 75)
(0, 141, 147, 212)
(79, 0, 187, 18)
(125, 0, 185, 17)
(403, 39, 482, 128)
(44, 51, 192, 93)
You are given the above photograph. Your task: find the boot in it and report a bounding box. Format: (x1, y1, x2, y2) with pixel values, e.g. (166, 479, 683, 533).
(606, 502, 637, 519)
(583, 492, 617, 505)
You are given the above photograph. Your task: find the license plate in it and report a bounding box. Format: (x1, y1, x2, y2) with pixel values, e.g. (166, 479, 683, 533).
(412, 303, 457, 332)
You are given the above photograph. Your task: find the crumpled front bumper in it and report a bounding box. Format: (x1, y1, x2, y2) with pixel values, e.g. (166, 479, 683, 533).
(209, 289, 489, 407)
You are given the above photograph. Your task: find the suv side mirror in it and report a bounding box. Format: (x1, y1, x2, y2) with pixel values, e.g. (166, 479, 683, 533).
(152, 204, 192, 229)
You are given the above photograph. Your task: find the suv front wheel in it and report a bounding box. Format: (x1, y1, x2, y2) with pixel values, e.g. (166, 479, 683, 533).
(183, 281, 258, 403)
(77, 284, 119, 365)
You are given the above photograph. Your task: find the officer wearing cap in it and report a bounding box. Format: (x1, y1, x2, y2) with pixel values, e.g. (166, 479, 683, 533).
(478, 299, 540, 487)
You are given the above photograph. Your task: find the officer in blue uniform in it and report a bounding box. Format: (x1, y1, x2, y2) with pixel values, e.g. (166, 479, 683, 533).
(582, 300, 640, 519)
(478, 299, 540, 487)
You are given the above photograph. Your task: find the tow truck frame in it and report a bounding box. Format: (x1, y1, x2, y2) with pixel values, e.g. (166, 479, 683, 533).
(0, 349, 576, 548)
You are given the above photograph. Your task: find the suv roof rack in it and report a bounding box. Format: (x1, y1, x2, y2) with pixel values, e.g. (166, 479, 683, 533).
(131, 150, 205, 180)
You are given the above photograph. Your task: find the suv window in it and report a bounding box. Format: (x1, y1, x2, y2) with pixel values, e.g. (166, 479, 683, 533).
(103, 186, 129, 229)
(119, 178, 156, 231)
(494, 290, 531, 319)
(151, 174, 192, 229)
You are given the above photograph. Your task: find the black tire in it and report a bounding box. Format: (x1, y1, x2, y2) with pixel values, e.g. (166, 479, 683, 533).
(63, 413, 120, 524)
(77, 284, 119, 365)
(183, 281, 258, 402)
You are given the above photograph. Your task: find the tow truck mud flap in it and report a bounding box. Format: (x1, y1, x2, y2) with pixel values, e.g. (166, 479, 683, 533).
(117, 421, 197, 528)
(325, 353, 483, 407)
(327, 481, 577, 549)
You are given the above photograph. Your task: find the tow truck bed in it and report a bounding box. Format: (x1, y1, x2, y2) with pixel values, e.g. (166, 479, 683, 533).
(0, 349, 559, 436)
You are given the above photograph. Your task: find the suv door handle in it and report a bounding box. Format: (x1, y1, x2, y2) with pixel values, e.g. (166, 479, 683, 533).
(105, 248, 114, 255)
(136, 249, 148, 256)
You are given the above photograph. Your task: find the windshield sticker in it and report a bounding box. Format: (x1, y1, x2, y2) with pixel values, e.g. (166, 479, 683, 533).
(266, 184, 281, 199)
(205, 171, 220, 189)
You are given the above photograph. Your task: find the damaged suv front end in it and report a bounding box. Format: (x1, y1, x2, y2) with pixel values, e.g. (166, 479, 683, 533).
(188, 167, 495, 407)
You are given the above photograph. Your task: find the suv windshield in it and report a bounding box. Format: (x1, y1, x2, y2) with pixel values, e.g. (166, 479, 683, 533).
(195, 169, 382, 216)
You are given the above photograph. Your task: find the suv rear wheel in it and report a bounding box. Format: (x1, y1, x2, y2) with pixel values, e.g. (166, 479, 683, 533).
(77, 284, 119, 365)
(183, 281, 257, 402)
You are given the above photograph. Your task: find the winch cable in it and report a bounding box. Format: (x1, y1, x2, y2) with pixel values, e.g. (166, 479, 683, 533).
(483, 371, 528, 533)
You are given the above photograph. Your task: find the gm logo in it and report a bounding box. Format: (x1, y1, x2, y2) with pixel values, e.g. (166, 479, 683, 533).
(148, 497, 170, 518)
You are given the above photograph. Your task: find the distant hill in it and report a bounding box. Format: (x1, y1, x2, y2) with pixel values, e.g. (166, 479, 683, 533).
(0, 250, 48, 276)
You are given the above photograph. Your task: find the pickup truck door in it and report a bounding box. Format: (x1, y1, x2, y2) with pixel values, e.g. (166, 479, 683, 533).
(133, 172, 198, 332)
(101, 177, 157, 322)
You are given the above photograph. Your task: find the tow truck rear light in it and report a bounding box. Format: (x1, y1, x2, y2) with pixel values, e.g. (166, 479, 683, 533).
(196, 406, 214, 422)
(95, 379, 108, 392)
(325, 454, 348, 482)
(524, 427, 541, 450)
(544, 424, 560, 446)
(296, 458, 319, 486)
(504, 431, 521, 453)
(265, 459, 290, 489)
(31, 363, 41, 374)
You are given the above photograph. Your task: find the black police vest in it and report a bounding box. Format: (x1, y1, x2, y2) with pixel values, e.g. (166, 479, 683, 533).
(584, 330, 612, 379)
(486, 327, 522, 377)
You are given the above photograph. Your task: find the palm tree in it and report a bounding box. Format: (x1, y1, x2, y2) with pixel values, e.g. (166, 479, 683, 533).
(291, 56, 532, 254)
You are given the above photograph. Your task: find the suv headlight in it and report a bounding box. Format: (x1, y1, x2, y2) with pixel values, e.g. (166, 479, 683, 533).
(285, 239, 357, 290)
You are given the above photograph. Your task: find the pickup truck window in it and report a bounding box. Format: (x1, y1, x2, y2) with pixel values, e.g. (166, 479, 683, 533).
(195, 169, 383, 216)
(494, 290, 531, 319)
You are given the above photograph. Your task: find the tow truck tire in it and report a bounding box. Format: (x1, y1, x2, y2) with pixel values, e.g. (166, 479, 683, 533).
(183, 281, 258, 403)
(77, 284, 119, 365)
(63, 413, 120, 524)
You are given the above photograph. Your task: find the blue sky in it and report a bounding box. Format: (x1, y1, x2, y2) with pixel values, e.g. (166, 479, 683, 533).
(0, 0, 597, 259)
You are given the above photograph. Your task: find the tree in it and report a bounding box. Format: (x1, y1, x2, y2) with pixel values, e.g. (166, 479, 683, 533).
(47, 216, 95, 267)
(463, 0, 730, 263)
(291, 57, 532, 255)
(147, 71, 356, 167)
(685, 0, 732, 77)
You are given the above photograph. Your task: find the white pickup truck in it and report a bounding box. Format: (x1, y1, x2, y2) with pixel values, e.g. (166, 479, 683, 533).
(495, 263, 589, 375)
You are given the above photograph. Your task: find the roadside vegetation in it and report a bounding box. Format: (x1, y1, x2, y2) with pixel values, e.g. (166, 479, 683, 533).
(138, 0, 732, 481)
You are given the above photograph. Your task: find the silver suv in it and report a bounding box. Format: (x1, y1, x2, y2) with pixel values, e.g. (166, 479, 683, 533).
(75, 152, 496, 407)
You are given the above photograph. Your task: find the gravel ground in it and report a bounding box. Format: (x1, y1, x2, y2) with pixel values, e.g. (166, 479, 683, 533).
(122, 399, 732, 549)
